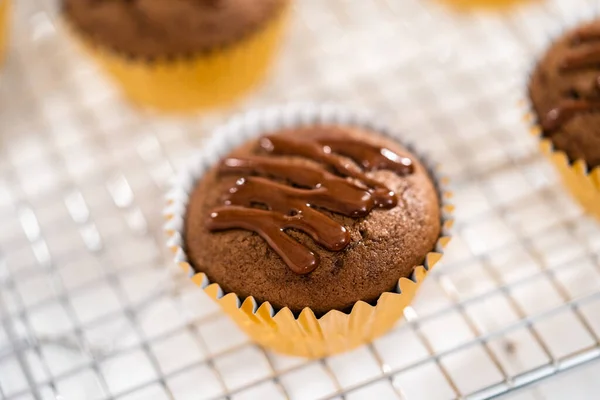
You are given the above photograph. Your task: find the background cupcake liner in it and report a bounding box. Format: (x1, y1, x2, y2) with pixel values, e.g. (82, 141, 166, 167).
(164, 103, 453, 358)
(436, 0, 533, 11)
(63, 4, 289, 112)
(524, 74, 600, 221)
(0, 0, 9, 65)
(528, 124, 600, 220)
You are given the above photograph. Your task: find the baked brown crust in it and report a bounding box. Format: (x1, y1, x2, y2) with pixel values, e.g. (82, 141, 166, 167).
(63, 0, 286, 58)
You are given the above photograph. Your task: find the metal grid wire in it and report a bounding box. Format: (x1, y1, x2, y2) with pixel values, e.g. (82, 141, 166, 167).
(2, 0, 600, 399)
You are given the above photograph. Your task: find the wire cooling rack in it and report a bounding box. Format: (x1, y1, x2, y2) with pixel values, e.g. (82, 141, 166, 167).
(2, 0, 600, 399)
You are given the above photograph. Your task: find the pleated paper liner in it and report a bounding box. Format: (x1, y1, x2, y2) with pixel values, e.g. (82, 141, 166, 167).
(435, 0, 538, 12)
(165, 104, 453, 358)
(525, 116, 600, 221)
(0, 0, 9, 65)
(62, 4, 289, 112)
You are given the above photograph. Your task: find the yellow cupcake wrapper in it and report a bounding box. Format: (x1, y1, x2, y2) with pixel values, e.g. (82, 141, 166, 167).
(63, 4, 289, 112)
(436, 0, 534, 11)
(527, 122, 600, 220)
(523, 79, 600, 221)
(0, 0, 10, 65)
(164, 104, 453, 358)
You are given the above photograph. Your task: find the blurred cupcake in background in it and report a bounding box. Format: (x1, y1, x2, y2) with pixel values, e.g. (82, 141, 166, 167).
(62, 0, 290, 112)
(527, 19, 600, 220)
(0, 0, 10, 64)
(165, 104, 453, 358)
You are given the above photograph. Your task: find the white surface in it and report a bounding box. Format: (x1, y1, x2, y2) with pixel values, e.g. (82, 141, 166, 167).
(1, 0, 600, 399)
(502, 360, 600, 400)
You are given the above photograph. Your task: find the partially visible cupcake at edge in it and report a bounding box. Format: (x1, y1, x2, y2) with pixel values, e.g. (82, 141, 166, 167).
(62, 0, 290, 111)
(528, 19, 600, 220)
(165, 106, 452, 358)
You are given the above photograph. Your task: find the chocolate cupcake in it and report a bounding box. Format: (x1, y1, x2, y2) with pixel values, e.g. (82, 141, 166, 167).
(528, 19, 600, 220)
(165, 105, 452, 357)
(62, 0, 290, 111)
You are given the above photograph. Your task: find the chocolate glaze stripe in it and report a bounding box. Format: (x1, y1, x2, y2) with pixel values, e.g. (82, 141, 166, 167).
(263, 134, 406, 208)
(220, 156, 377, 217)
(561, 47, 600, 70)
(544, 25, 600, 132)
(207, 130, 414, 275)
(571, 25, 600, 43)
(208, 206, 346, 275)
(542, 99, 600, 132)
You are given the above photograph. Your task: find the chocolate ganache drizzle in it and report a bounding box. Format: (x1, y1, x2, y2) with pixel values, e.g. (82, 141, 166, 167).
(542, 24, 600, 132)
(206, 130, 414, 275)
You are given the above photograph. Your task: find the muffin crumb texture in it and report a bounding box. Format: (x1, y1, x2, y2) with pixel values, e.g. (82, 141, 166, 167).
(529, 19, 600, 169)
(63, 0, 285, 58)
(184, 126, 441, 315)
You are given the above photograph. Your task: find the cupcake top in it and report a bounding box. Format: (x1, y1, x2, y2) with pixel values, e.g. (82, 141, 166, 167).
(529, 19, 600, 169)
(184, 126, 441, 315)
(63, 0, 286, 58)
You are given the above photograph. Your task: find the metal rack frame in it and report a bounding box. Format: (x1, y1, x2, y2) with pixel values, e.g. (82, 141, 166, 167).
(1, 0, 600, 399)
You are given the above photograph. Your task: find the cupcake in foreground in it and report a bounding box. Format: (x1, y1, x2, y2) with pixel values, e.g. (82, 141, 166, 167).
(165, 105, 452, 357)
(62, 0, 289, 112)
(528, 19, 600, 220)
